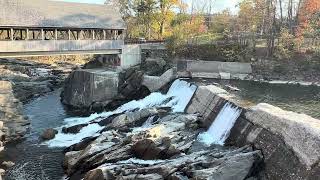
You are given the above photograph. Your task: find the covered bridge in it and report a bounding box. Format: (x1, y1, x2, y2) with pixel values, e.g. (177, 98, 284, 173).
(0, 0, 126, 56)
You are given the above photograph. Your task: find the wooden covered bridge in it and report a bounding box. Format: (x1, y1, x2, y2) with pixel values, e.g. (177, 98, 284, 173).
(0, 0, 126, 57)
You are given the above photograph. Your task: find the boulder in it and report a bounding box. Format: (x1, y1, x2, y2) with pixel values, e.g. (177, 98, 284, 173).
(1, 161, 15, 169)
(0, 168, 5, 175)
(61, 69, 120, 109)
(41, 128, 58, 140)
(142, 58, 167, 76)
(83, 169, 105, 180)
(142, 69, 175, 92)
(62, 124, 88, 134)
(131, 138, 180, 160)
(109, 108, 161, 129)
(118, 69, 147, 99)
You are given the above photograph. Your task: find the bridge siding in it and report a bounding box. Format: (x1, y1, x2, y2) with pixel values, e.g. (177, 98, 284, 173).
(0, 40, 123, 53)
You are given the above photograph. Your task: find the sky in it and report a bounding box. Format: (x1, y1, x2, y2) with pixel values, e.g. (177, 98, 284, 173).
(56, 0, 241, 14)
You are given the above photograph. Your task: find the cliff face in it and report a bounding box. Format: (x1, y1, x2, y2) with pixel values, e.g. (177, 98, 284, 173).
(187, 85, 320, 180)
(0, 81, 29, 144)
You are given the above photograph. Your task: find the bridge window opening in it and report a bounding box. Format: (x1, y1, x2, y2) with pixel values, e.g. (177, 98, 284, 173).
(69, 30, 79, 40)
(57, 30, 69, 40)
(105, 30, 113, 40)
(94, 30, 104, 40)
(0, 29, 11, 40)
(81, 30, 93, 40)
(44, 29, 55, 40)
(13, 29, 27, 40)
(115, 30, 123, 40)
(28, 29, 42, 40)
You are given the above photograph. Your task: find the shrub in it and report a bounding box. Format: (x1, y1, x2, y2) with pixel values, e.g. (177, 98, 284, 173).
(275, 28, 296, 59)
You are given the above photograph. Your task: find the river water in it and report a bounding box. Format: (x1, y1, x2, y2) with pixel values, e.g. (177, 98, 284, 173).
(3, 90, 68, 180)
(195, 78, 320, 119)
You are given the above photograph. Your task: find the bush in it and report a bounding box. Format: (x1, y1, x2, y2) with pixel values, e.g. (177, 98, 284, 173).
(275, 28, 296, 59)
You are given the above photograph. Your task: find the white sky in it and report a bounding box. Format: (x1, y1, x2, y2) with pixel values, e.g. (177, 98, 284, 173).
(56, 0, 241, 13)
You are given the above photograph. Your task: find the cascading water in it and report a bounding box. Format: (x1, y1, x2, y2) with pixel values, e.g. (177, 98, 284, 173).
(198, 102, 242, 146)
(46, 79, 197, 147)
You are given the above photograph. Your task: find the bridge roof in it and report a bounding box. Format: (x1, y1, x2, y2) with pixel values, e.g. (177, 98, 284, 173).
(0, 0, 126, 29)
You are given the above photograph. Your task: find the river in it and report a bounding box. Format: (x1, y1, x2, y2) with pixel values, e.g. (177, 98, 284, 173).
(1, 79, 320, 180)
(2, 90, 68, 180)
(195, 78, 320, 119)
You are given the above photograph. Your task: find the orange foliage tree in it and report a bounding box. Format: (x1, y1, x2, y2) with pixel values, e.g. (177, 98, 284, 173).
(298, 0, 320, 36)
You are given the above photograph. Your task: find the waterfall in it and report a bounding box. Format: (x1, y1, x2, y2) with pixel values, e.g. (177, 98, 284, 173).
(198, 102, 242, 146)
(46, 79, 197, 147)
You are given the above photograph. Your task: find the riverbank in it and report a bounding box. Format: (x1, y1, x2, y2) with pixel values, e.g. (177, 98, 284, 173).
(0, 57, 78, 177)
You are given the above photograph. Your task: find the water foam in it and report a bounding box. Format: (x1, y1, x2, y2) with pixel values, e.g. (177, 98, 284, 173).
(46, 79, 197, 147)
(198, 102, 242, 146)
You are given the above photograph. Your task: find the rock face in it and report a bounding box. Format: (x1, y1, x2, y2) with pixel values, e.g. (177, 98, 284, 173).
(0, 81, 29, 143)
(61, 69, 120, 109)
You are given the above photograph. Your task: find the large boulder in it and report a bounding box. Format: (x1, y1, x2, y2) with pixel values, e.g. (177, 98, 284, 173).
(41, 128, 58, 140)
(142, 68, 175, 92)
(61, 69, 120, 109)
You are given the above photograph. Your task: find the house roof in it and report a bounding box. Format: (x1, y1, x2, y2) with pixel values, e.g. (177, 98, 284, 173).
(0, 0, 126, 29)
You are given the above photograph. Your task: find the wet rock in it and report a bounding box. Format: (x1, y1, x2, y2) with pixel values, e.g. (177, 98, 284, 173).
(41, 128, 58, 140)
(83, 168, 105, 180)
(98, 113, 121, 126)
(64, 136, 98, 153)
(62, 124, 88, 134)
(109, 108, 161, 130)
(132, 138, 180, 160)
(118, 69, 144, 98)
(1, 161, 15, 168)
(0, 168, 5, 175)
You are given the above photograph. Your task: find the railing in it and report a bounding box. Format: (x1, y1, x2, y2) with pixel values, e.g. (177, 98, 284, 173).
(125, 39, 165, 44)
(0, 40, 124, 53)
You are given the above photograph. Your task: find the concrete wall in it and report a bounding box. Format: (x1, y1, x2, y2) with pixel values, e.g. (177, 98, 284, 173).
(178, 60, 252, 79)
(186, 85, 320, 180)
(62, 69, 120, 108)
(120, 44, 141, 69)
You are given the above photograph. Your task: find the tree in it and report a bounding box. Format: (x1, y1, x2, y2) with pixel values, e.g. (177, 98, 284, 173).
(156, 0, 182, 39)
(210, 9, 233, 33)
(298, 0, 320, 36)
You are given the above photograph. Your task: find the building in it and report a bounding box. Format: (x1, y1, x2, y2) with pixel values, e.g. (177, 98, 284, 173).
(0, 0, 126, 56)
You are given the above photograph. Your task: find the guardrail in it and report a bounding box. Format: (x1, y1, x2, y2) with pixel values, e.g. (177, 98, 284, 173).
(125, 39, 165, 44)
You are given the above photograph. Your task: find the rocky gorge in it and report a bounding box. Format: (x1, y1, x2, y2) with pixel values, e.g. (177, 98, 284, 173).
(0, 56, 319, 180)
(51, 68, 320, 179)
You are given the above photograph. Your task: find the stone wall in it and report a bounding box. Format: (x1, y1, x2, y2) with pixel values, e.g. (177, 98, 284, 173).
(186, 85, 320, 180)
